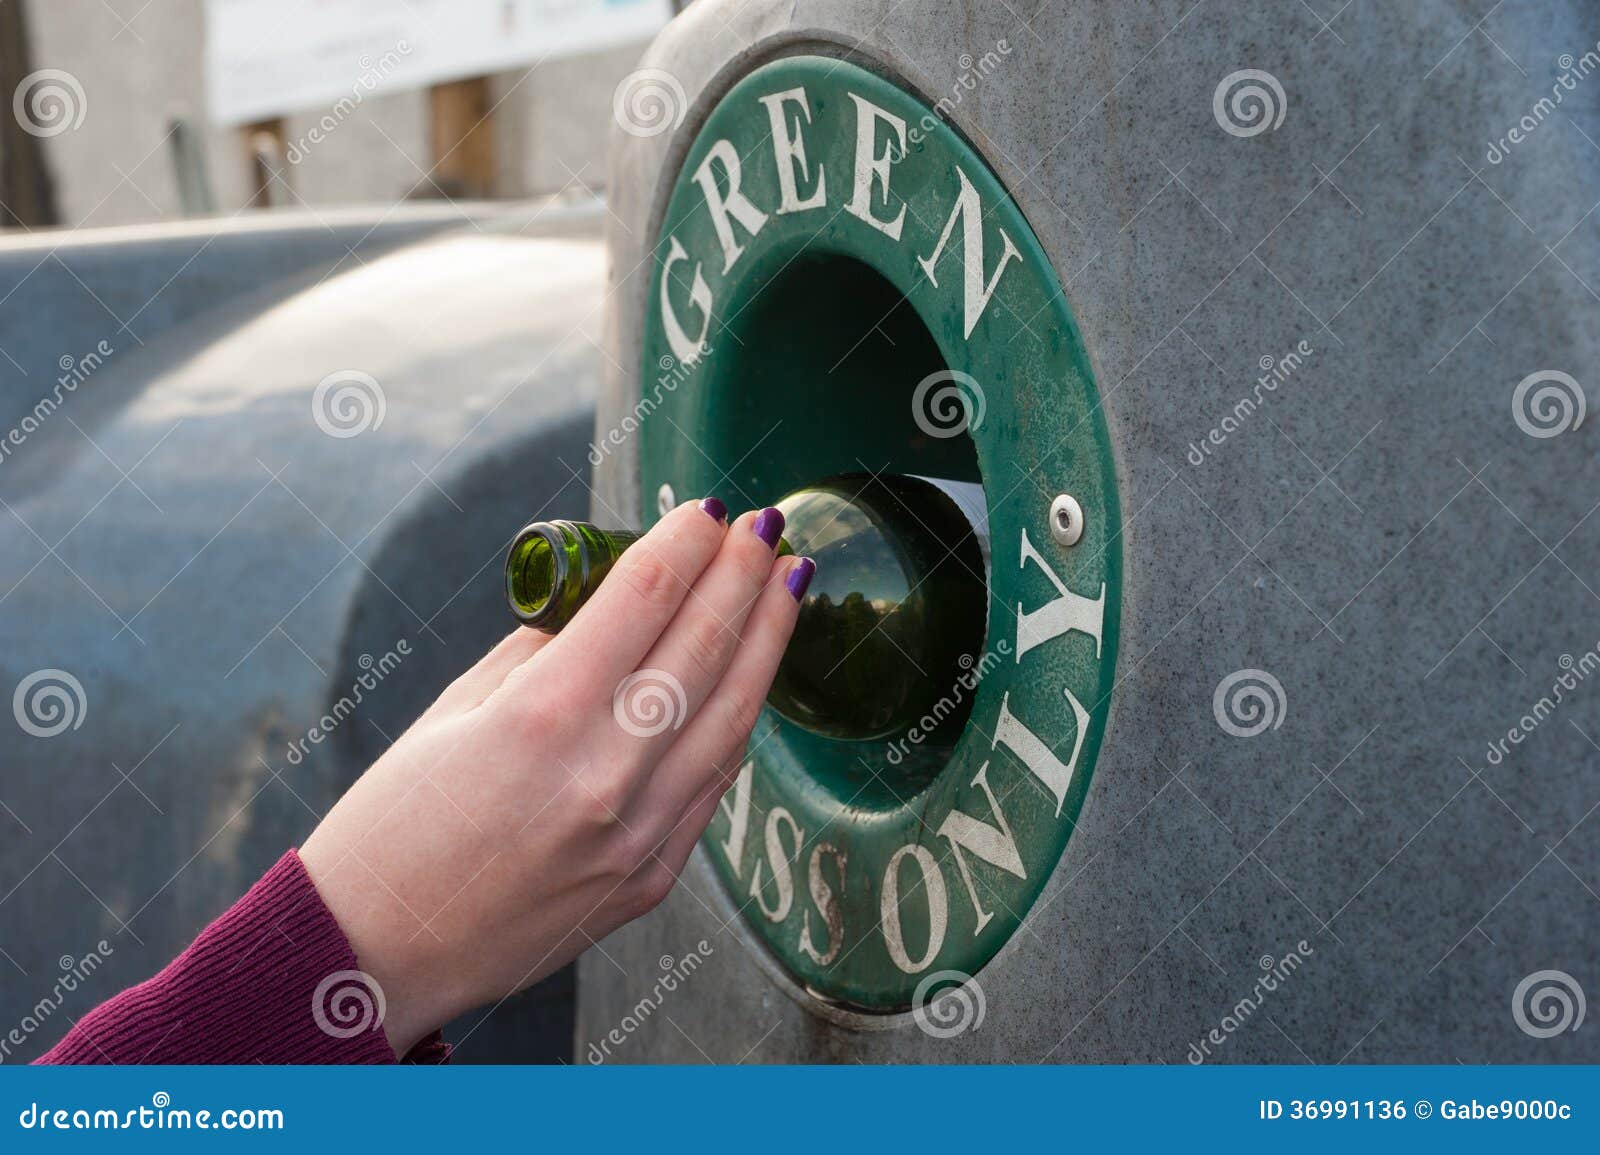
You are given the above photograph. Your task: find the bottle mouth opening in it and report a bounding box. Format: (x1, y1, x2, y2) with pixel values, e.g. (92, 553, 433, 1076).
(505, 525, 561, 624)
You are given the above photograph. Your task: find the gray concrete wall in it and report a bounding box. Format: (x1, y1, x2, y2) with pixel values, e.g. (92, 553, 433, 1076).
(586, 0, 1600, 1063)
(19, 0, 652, 227)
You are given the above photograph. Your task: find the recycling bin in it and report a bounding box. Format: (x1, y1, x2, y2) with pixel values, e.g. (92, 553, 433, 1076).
(586, 2, 1600, 1061)
(0, 203, 608, 1063)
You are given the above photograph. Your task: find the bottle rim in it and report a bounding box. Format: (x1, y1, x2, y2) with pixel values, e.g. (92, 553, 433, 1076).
(504, 521, 572, 629)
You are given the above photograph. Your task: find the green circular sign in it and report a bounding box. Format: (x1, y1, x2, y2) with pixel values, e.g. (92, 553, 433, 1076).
(635, 55, 1122, 1011)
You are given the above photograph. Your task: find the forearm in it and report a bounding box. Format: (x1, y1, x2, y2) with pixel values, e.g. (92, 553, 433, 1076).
(33, 502, 801, 1065)
(34, 850, 446, 1065)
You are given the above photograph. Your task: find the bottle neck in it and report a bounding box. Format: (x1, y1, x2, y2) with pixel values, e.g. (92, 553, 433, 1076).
(505, 520, 640, 632)
(502, 473, 989, 653)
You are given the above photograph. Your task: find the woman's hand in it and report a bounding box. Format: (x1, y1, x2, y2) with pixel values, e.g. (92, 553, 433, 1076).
(298, 499, 811, 1056)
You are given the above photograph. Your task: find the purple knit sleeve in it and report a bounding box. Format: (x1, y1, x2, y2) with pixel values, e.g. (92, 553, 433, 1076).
(35, 850, 449, 1065)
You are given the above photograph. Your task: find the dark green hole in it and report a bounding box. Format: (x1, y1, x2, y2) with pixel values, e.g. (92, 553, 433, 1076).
(700, 254, 983, 808)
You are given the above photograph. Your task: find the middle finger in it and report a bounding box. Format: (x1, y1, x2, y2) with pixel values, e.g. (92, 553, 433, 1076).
(609, 507, 784, 744)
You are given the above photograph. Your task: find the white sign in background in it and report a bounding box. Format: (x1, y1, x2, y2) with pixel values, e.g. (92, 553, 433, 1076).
(204, 0, 672, 126)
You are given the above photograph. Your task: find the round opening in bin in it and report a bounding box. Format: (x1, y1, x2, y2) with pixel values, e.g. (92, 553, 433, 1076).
(708, 253, 984, 805)
(635, 54, 1121, 1012)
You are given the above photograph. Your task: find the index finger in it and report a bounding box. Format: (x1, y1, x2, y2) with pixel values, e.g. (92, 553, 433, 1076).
(533, 497, 729, 697)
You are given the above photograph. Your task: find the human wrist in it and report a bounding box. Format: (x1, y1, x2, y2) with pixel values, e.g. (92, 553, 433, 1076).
(296, 836, 467, 1058)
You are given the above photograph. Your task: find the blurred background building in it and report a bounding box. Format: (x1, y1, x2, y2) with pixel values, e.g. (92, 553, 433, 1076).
(0, 0, 680, 230)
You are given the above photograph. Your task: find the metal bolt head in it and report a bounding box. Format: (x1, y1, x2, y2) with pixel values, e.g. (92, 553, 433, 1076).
(1049, 493, 1084, 546)
(656, 483, 676, 517)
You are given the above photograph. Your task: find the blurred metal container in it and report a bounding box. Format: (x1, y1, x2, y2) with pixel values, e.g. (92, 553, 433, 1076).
(0, 201, 606, 1062)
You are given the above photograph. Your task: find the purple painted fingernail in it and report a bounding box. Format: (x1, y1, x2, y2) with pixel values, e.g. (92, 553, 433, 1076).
(786, 557, 816, 602)
(699, 496, 727, 522)
(752, 507, 785, 550)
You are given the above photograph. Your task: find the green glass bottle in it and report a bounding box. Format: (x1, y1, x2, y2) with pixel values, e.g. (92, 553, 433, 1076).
(504, 473, 989, 742)
(504, 520, 641, 631)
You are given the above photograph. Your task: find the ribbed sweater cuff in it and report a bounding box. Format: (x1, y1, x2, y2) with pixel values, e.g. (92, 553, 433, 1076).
(37, 849, 449, 1065)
